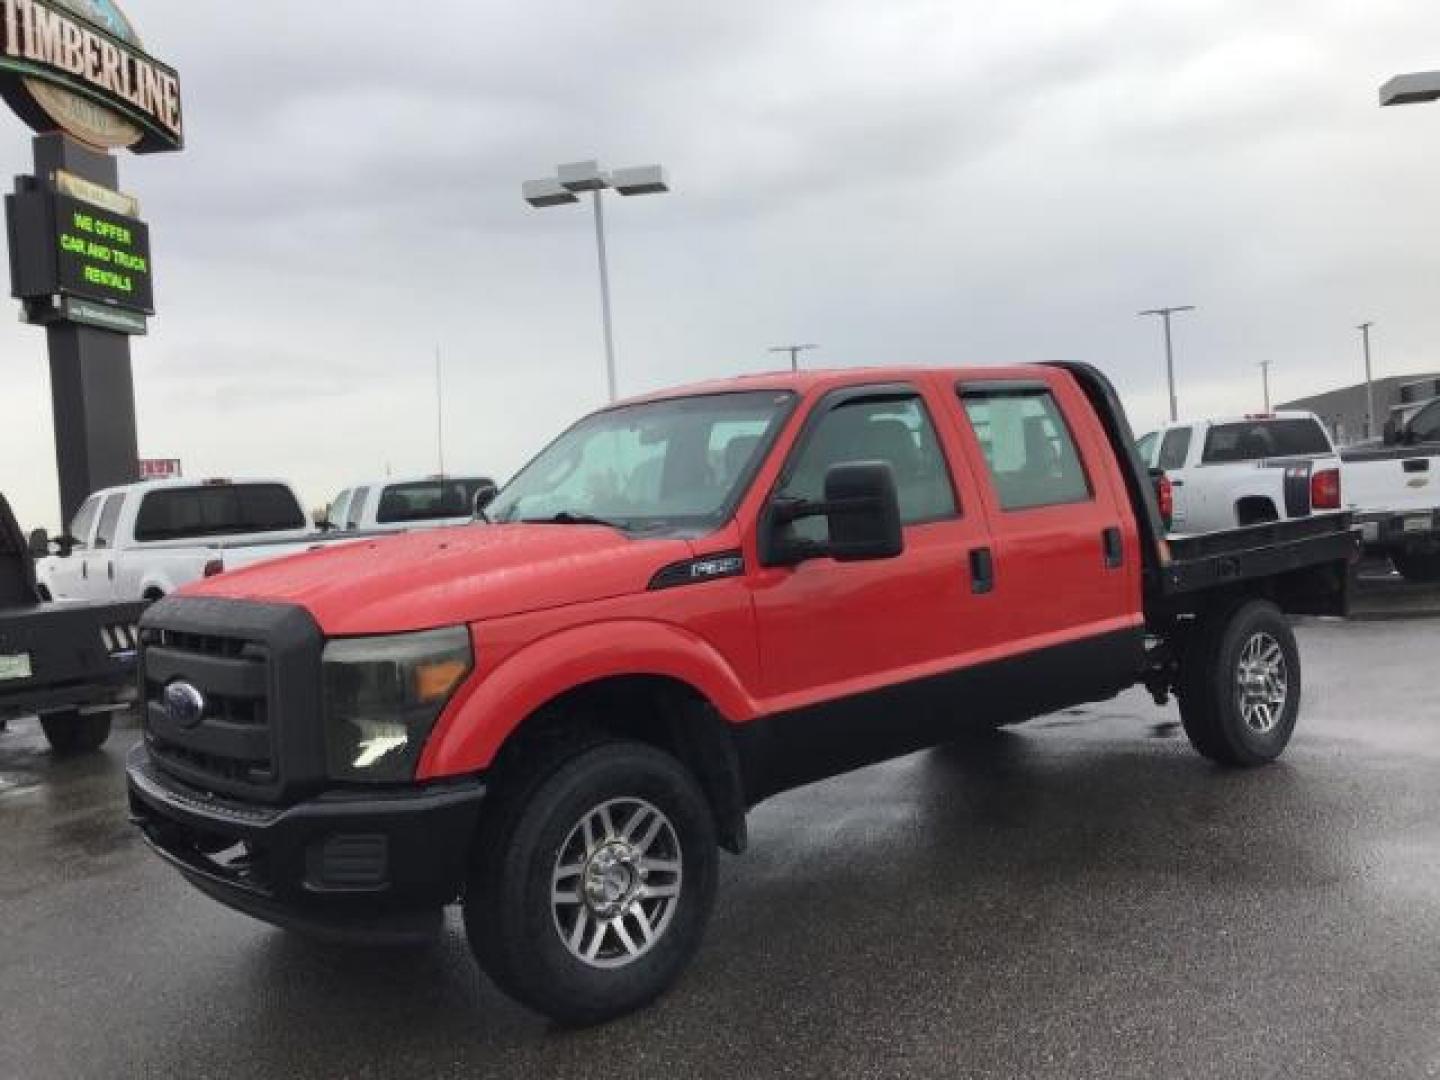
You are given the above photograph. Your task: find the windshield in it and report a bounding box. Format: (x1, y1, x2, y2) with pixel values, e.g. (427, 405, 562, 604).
(488, 391, 795, 533)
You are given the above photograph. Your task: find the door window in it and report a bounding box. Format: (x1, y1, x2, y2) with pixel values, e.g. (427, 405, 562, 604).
(329, 490, 352, 528)
(1158, 428, 1193, 470)
(961, 388, 1092, 511)
(1135, 432, 1158, 466)
(67, 496, 100, 548)
(347, 487, 371, 529)
(94, 494, 125, 550)
(1411, 402, 1440, 444)
(778, 394, 957, 541)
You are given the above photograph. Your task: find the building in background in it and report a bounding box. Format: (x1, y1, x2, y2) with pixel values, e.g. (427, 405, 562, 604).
(1280, 373, 1440, 447)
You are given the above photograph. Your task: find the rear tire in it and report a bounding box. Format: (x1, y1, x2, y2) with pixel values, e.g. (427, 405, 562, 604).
(464, 739, 718, 1025)
(1178, 599, 1300, 766)
(40, 709, 112, 755)
(1392, 551, 1440, 584)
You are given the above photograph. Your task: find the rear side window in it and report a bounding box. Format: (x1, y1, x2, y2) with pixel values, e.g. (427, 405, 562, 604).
(961, 387, 1092, 511)
(68, 496, 100, 547)
(133, 485, 306, 542)
(94, 494, 125, 549)
(376, 479, 494, 524)
(1202, 420, 1330, 463)
(1158, 428, 1193, 470)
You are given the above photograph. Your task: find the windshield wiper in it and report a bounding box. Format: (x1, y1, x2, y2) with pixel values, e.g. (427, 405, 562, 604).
(520, 511, 626, 528)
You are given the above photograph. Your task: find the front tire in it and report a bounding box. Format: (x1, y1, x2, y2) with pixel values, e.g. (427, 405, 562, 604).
(464, 740, 718, 1025)
(1392, 551, 1440, 584)
(40, 709, 112, 755)
(1178, 599, 1300, 766)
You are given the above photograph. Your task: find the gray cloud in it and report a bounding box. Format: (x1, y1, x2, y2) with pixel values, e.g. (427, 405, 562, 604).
(3, 0, 1439, 529)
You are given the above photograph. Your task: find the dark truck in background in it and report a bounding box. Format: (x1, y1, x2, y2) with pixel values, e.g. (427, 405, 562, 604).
(0, 493, 145, 752)
(128, 362, 1358, 1024)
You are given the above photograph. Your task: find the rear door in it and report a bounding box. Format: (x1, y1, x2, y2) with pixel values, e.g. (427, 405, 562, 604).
(953, 374, 1141, 658)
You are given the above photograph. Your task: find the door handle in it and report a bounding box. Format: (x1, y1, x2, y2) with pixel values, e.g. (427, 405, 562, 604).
(82, 562, 88, 580)
(969, 547, 994, 595)
(107, 562, 114, 581)
(1103, 527, 1124, 569)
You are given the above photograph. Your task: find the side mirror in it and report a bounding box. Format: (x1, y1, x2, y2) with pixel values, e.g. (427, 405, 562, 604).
(763, 461, 904, 566)
(28, 528, 49, 559)
(474, 483, 499, 517)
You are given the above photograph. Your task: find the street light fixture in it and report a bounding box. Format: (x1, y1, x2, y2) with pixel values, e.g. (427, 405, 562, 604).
(523, 160, 670, 402)
(1138, 306, 1196, 423)
(769, 344, 818, 372)
(1380, 71, 1440, 107)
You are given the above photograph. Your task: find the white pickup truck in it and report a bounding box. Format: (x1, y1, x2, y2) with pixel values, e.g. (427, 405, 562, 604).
(323, 475, 497, 534)
(1141, 405, 1440, 582)
(1340, 386, 1440, 582)
(34, 479, 318, 603)
(1137, 412, 1344, 533)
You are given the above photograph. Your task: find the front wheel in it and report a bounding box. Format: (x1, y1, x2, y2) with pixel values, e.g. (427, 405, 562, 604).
(464, 740, 718, 1025)
(40, 709, 112, 755)
(1178, 599, 1300, 766)
(1392, 551, 1440, 584)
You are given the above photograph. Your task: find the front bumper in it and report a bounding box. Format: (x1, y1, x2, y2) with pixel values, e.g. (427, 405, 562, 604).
(127, 745, 486, 944)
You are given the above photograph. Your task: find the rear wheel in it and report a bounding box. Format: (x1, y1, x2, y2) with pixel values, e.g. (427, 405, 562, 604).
(464, 739, 718, 1025)
(40, 709, 112, 755)
(1178, 599, 1300, 766)
(1392, 551, 1440, 584)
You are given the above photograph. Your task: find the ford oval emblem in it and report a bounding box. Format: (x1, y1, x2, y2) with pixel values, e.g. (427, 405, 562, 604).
(164, 682, 206, 729)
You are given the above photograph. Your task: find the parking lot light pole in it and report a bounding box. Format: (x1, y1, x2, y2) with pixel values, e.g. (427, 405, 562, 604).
(1358, 322, 1378, 438)
(1138, 306, 1196, 423)
(769, 344, 818, 372)
(523, 161, 670, 403)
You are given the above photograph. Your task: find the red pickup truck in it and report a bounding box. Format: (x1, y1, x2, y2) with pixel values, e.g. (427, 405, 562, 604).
(128, 363, 1356, 1024)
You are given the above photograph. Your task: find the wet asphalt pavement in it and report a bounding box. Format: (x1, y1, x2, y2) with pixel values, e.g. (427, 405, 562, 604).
(3, 607, 1439, 1079)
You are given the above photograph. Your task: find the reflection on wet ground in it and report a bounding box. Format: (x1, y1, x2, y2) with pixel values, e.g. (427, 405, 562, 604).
(2, 617, 1438, 1079)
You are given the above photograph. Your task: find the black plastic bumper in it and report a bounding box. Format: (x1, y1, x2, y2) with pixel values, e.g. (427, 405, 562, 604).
(127, 744, 487, 944)
(1355, 510, 1440, 555)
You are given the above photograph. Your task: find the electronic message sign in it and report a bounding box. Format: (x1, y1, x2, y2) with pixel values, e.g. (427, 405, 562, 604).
(53, 190, 150, 310)
(6, 176, 153, 317)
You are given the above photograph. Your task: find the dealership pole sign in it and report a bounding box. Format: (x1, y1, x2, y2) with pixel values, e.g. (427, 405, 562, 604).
(0, 0, 182, 152)
(1, 0, 182, 525)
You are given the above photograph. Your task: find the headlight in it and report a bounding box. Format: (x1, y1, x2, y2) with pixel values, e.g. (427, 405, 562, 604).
(322, 626, 472, 782)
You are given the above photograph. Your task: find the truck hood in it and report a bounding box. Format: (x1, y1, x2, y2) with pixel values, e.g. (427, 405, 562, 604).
(180, 524, 694, 635)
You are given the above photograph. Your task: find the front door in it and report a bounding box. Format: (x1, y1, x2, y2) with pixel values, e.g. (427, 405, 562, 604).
(751, 383, 993, 711)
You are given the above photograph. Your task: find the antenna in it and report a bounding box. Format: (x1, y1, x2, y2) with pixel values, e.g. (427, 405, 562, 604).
(435, 345, 445, 477)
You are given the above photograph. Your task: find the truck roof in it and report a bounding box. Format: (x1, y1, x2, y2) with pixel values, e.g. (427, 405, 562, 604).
(1162, 411, 1320, 428)
(617, 365, 1050, 406)
(83, 478, 299, 499)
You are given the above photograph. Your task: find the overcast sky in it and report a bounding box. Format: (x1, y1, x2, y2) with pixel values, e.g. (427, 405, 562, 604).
(2, 0, 1439, 529)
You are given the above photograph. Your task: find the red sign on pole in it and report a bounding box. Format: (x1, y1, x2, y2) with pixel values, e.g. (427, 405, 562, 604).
(139, 458, 181, 480)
